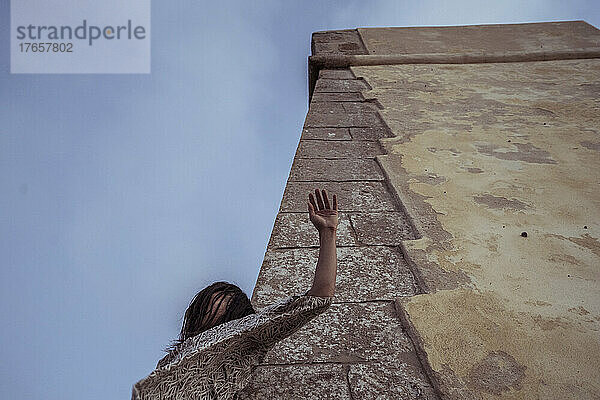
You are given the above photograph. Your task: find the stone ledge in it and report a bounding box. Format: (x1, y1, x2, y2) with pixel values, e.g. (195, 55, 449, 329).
(268, 212, 356, 249)
(348, 361, 439, 400)
(358, 21, 600, 56)
(289, 158, 384, 181)
(238, 363, 350, 399)
(308, 101, 380, 115)
(312, 29, 367, 56)
(350, 127, 392, 140)
(311, 92, 365, 102)
(314, 78, 371, 93)
(253, 246, 417, 307)
(301, 127, 352, 141)
(318, 69, 356, 79)
(295, 140, 383, 159)
(279, 181, 398, 212)
(304, 110, 383, 128)
(263, 301, 416, 364)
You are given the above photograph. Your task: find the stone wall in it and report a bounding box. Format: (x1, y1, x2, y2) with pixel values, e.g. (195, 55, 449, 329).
(240, 21, 600, 399)
(238, 64, 438, 399)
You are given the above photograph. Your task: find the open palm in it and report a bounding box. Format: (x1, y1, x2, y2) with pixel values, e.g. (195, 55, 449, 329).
(308, 188, 338, 232)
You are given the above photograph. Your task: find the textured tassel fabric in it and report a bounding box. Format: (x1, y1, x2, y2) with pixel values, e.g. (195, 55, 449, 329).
(132, 293, 333, 400)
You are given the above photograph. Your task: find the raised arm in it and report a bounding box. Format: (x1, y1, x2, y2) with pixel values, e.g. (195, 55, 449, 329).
(305, 188, 338, 297)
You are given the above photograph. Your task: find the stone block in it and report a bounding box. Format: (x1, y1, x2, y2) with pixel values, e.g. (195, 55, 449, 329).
(312, 30, 361, 44)
(263, 301, 415, 364)
(311, 92, 364, 102)
(314, 79, 370, 93)
(348, 361, 438, 400)
(350, 212, 417, 244)
(289, 158, 384, 181)
(335, 246, 416, 299)
(268, 212, 356, 249)
(350, 127, 391, 140)
(296, 140, 383, 159)
(304, 111, 382, 128)
(308, 102, 346, 115)
(280, 181, 398, 212)
(313, 42, 339, 54)
(308, 101, 379, 115)
(342, 102, 381, 114)
(252, 247, 318, 307)
(318, 69, 356, 79)
(237, 363, 350, 399)
(301, 127, 352, 141)
(252, 246, 416, 308)
(312, 30, 366, 55)
(313, 42, 364, 55)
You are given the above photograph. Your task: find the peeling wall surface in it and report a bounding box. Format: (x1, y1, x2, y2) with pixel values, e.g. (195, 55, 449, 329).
(351, 23, 600, 400)
(243, 21, 599, 399)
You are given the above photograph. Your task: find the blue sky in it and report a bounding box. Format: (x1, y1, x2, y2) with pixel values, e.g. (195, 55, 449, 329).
(1, 1, 598, 399)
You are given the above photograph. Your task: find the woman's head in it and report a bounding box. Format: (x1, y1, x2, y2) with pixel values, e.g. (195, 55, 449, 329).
(167, 281, 255, 352)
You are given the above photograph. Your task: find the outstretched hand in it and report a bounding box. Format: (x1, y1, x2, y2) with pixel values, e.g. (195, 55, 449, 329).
(308, 188, 338, 232)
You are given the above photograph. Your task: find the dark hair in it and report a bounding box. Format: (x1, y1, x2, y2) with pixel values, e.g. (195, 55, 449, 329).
(165, 281, 255, 353)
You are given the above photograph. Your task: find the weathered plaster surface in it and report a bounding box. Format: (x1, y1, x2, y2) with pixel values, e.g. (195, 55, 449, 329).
(352, 59, 600, 399)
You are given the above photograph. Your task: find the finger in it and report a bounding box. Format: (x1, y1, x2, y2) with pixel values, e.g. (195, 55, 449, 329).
(322, 189, 331, 209)
(333, 194, 338, 211)
(309, 193, 319, 211)
(315, 188, 325, 210)
(307, 200, 315, 215)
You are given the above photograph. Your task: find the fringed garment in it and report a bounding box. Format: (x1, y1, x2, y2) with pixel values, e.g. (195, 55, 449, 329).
(132, 292, 333, 399)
